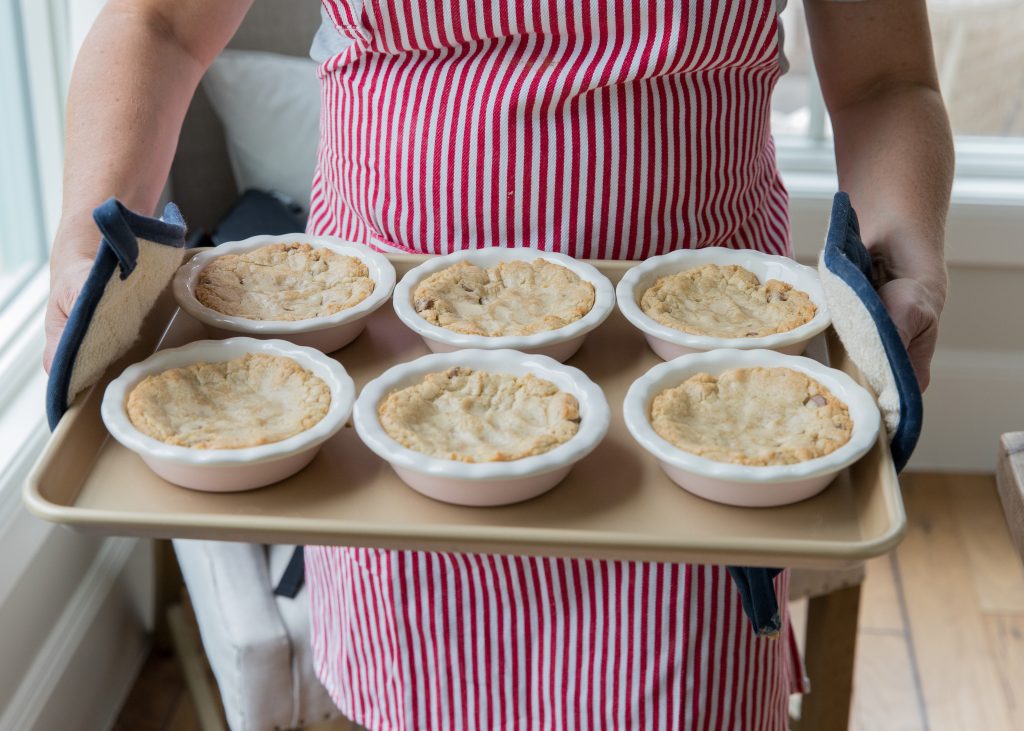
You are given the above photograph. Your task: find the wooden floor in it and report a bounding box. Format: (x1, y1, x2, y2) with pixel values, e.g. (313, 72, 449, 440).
(114, 472, 1024, 731)
(112, 650, 201, 731)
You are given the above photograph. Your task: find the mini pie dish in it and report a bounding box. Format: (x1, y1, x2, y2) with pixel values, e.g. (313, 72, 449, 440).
(353, 349, 611, 506)
(616, 247, 831, 360)
(101, 337, 355, 492)
(392, 248, 616, 362)
(623, 348, 880, 507)
(172, 234, 397, 353)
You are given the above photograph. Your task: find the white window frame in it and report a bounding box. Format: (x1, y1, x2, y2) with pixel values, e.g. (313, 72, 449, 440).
(0, 0, 68, 510)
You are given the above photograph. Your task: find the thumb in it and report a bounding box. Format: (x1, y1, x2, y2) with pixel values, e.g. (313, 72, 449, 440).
(43, 259, 93, 373)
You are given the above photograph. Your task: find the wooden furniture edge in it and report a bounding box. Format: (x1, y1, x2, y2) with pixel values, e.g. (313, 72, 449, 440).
(997, 432, 1024, 564)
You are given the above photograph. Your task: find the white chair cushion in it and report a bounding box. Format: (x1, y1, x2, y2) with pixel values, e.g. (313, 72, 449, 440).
(789, 565, 866, 601)
(174, 539, 341, 730)
(201, 50, 320, 211)
(269, 545, 344, 728)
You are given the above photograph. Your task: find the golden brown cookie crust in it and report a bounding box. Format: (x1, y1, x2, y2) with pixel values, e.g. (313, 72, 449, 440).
(126, 353, 331, 449)
(650, 367, 852, 466)
(196, 243, 375, 321)
(412, 259, 595, 336)
(378, 367, 581, 462)
(639, 263, 816, 338)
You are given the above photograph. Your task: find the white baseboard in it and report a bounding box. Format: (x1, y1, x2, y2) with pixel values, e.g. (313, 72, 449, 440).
(0, 536, 153, 731)
(908, 348, 1024, 473)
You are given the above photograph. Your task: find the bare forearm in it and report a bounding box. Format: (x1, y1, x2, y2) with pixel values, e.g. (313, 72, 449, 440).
(44, 0, 251, 371)
(804, 0, 952, 388)
(831, 83, 954, 297)
(58, 7, 204, 260)
(56, 0, 251, 264)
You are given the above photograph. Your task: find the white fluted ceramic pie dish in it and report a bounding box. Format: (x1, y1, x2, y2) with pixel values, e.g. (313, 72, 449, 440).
(101, 337, 355, 492)
(392, 248, 615, 362)
(616, 247, 831, 360)
(173, 234, 396, 353)
(623, 348, 880, 507)
(353, 349, 610, 506)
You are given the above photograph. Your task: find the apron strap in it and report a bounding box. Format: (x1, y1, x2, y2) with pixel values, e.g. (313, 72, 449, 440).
(273, 546, 306, 599)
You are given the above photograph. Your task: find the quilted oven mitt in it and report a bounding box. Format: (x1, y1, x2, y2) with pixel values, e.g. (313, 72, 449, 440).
(818, 192, 923, 472)
(729, 192, 923, 638)
(46, 198, 187, 429)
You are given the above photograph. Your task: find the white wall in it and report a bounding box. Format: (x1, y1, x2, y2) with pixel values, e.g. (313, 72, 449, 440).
(0, 525, 152, 731)
(0, 371, 154, 731)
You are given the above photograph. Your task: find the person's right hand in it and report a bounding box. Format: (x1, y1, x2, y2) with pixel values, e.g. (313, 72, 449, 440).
(44, 231, 95, 374)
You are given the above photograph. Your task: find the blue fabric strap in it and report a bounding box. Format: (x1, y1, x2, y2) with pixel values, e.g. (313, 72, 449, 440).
(727, 566, 783, 637)
(274, 547, 306, 599)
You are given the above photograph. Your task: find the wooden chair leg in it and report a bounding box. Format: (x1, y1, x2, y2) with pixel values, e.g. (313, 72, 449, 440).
(795, 583, 862, 731)
(167, 602, 231, 731)
(152, 539, 183, 654)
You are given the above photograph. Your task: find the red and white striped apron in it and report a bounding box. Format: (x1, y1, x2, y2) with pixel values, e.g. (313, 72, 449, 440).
(306, 1, 806, 728)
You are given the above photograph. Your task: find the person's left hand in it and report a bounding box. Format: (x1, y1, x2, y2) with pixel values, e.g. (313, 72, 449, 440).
(876, 277, 942, 391)
(870, 244, 946, 391)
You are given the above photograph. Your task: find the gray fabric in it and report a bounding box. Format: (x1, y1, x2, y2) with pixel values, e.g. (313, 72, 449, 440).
(170, 0, 321, 232)
(778, 0, 790, 75)
(310, 3, 354, 63)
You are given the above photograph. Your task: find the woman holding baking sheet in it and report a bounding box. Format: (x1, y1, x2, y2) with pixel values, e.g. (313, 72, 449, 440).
(45, 0, 952, 728)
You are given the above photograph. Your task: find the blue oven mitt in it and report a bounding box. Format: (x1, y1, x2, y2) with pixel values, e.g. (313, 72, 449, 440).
(818, 192, 923, 472)
(47, 198, 187, 429)
(728, 192, 922, 638)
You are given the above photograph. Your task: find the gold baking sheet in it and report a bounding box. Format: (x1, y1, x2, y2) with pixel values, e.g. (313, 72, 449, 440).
(24, 256, 905, 569)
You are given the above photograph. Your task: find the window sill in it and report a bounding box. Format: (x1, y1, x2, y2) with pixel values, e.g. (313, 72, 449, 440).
(0, 268, 49, 535)
(779, 140, 1024, 270)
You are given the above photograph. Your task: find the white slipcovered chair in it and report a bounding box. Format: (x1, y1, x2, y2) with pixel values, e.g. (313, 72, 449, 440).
(172, 541, 342, 731)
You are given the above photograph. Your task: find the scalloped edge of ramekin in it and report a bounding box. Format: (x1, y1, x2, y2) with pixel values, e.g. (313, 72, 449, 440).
(615, 248, 831, 354)
(101, 337, 355, 467)
(352, 349, 611, 481)
(623, 348, 880, 485)
(172, 234, 397, 335)
(392, 249, 615, 356)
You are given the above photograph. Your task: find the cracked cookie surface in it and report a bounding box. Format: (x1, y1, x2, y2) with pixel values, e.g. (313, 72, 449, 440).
(378, 367, 581, 462)
(196, 243, 375, 320)
(650, 366, 852, 466)
(412, 259, 595, 336)
(127, 353, 331, 449)
(639, 263, 816, 338)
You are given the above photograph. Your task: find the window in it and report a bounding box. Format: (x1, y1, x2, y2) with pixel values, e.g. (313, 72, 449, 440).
(1, 0, 66, 307)
(930, 1, 1024, 139)
(0, 2, 50, 309)
(773, 0, 1024, 269)
(773, 0, 823, 143)
(0, 0, 68, 318)
(0, 0, 69, 506)
(774, 1, 1024, 162)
